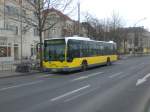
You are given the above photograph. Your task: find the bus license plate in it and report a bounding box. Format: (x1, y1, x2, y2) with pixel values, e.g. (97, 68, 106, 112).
(52, 69, 57, 72)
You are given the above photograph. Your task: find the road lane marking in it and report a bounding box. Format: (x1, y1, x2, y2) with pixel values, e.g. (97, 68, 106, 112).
(50, 85, 90, 102)
(64, 92, 87, 102)
(0, 80, 43, 91)
(72, 76, 88, 81)
(136, 73, 150, 86)
(109, 72, 123, 78)
(64, 87, 97, 102)
(36, 75, 52, 78)
(72, 72, 103, 81)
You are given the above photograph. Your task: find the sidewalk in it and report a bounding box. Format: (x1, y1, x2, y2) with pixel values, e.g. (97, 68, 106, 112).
(119, 54, 133, 60)
(119, 53, 150, 60)
(0, 70, 41, 79)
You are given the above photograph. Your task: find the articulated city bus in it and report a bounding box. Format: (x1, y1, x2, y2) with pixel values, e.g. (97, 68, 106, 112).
(43, 36, 118, 72)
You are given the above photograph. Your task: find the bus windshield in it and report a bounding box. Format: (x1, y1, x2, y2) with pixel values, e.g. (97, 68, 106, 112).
(44, 39, 66, 61)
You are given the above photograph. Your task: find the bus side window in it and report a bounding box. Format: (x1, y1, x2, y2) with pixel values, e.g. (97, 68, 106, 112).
(67, 40, 73, 61)
(98, 45, 101, 55)
(113, 44, 117, 54)
(75, 40, 80, 58)
(79, 41, 83, 57)
(89, 43, 93, 56)
(105, 44, 109, 55)
(82, 41, 88, 57)
(94, 42, 98, 56)
(100, 43, 104, 55)
(68, 47, 73, 61)
(87, 41, 90, 57)
(68, 40, 81, 59)
(96, 43, 99, 56)
(110, 44, 114, 55)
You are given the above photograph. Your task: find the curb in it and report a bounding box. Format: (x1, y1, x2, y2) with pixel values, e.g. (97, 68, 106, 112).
(118, 55, 132, 60)
(119, 54, 150, 60)
(0, 71, 41, 79)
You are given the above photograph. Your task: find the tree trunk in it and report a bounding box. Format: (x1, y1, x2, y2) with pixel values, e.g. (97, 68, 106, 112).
(39, 30, 43, 71)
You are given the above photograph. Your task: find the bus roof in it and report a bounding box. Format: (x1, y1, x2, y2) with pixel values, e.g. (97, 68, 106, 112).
(45, 36, 90, 41)
(45, 36, 116, 44)
(65, 36, 91, 42)
(44, 36, 91, 43)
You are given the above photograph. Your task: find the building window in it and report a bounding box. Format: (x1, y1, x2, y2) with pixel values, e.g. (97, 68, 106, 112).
(8, 47, 11, 56)
(0, 47, 7, 57)
(51, 27, 56, 34)
(48, 14, 57, 20)
(0, 46, 11, 57)
(33, 11, 37, 18)
(5, 24, 18, 35)
(31, 0, 38, 4)
(31, 44, 36, 56)
(34, 28, 39, 36)
(15, 26, 18, 35)
(5, 5, 19, 17)
(22, 9, 26, 16)
(0, 39, 11, 57)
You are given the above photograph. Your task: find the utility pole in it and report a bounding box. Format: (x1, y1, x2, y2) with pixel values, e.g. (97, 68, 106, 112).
(3, 0, 5, 28)
(77, 1, 80, 36)
(20, 0, 23, 62)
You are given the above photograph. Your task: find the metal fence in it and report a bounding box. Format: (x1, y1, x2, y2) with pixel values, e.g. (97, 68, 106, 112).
(0, 60, 40, 72)
(0, 61, 17, 72)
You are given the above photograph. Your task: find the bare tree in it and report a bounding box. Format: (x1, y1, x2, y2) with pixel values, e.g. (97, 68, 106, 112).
(83, 12, 99, 39)
(94, 18, 111, 41)
(83, 12, 111, 41)
(20, 0, 74, 69)
(109, 11, 125, 53)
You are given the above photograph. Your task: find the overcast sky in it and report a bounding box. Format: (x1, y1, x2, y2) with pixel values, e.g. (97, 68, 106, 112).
(71, 0, 150, 30)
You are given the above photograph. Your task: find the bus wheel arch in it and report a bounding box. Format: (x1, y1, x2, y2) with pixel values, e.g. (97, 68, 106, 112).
(81, 60, 88, 71)
(106, 57, 111, 66)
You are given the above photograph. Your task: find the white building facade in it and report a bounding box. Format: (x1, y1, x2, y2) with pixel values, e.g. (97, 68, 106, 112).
(0, 0, 39, 62)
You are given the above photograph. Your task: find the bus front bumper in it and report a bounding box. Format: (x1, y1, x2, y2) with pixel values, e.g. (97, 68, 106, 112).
(43, 67, 81, 72)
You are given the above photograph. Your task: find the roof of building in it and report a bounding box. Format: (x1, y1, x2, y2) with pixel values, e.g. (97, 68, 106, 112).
(43, 8, 73, 21)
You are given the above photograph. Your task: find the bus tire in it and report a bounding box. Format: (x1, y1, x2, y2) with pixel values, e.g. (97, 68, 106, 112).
(106, 57, 111, 66)
(81, 60, 88, 71)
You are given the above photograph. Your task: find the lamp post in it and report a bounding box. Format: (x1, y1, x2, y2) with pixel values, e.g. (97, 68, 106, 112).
(132, 17, 146, 55)
(19, 0, 23, 62)
(3, 0, 5, 28)
(77, 0, 80, 36)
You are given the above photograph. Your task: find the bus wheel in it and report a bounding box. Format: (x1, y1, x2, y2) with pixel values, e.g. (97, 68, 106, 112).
(106, 58, 111, 66)
(81, 61, 88, 71)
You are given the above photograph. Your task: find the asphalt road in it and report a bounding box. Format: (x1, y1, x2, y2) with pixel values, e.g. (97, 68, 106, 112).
(0, 56, 150, 112)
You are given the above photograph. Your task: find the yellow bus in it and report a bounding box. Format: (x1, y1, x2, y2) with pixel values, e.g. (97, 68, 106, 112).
(43, 36, 118, 72)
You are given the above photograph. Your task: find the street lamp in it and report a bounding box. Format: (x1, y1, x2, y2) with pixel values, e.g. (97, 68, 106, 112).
(77, 0, 80, 36)
(132, 17, 147, 55)
(19, 0, 23, 62)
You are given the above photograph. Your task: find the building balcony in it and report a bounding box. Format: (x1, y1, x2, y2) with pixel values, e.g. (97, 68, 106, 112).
(0, 28, 17, 37)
